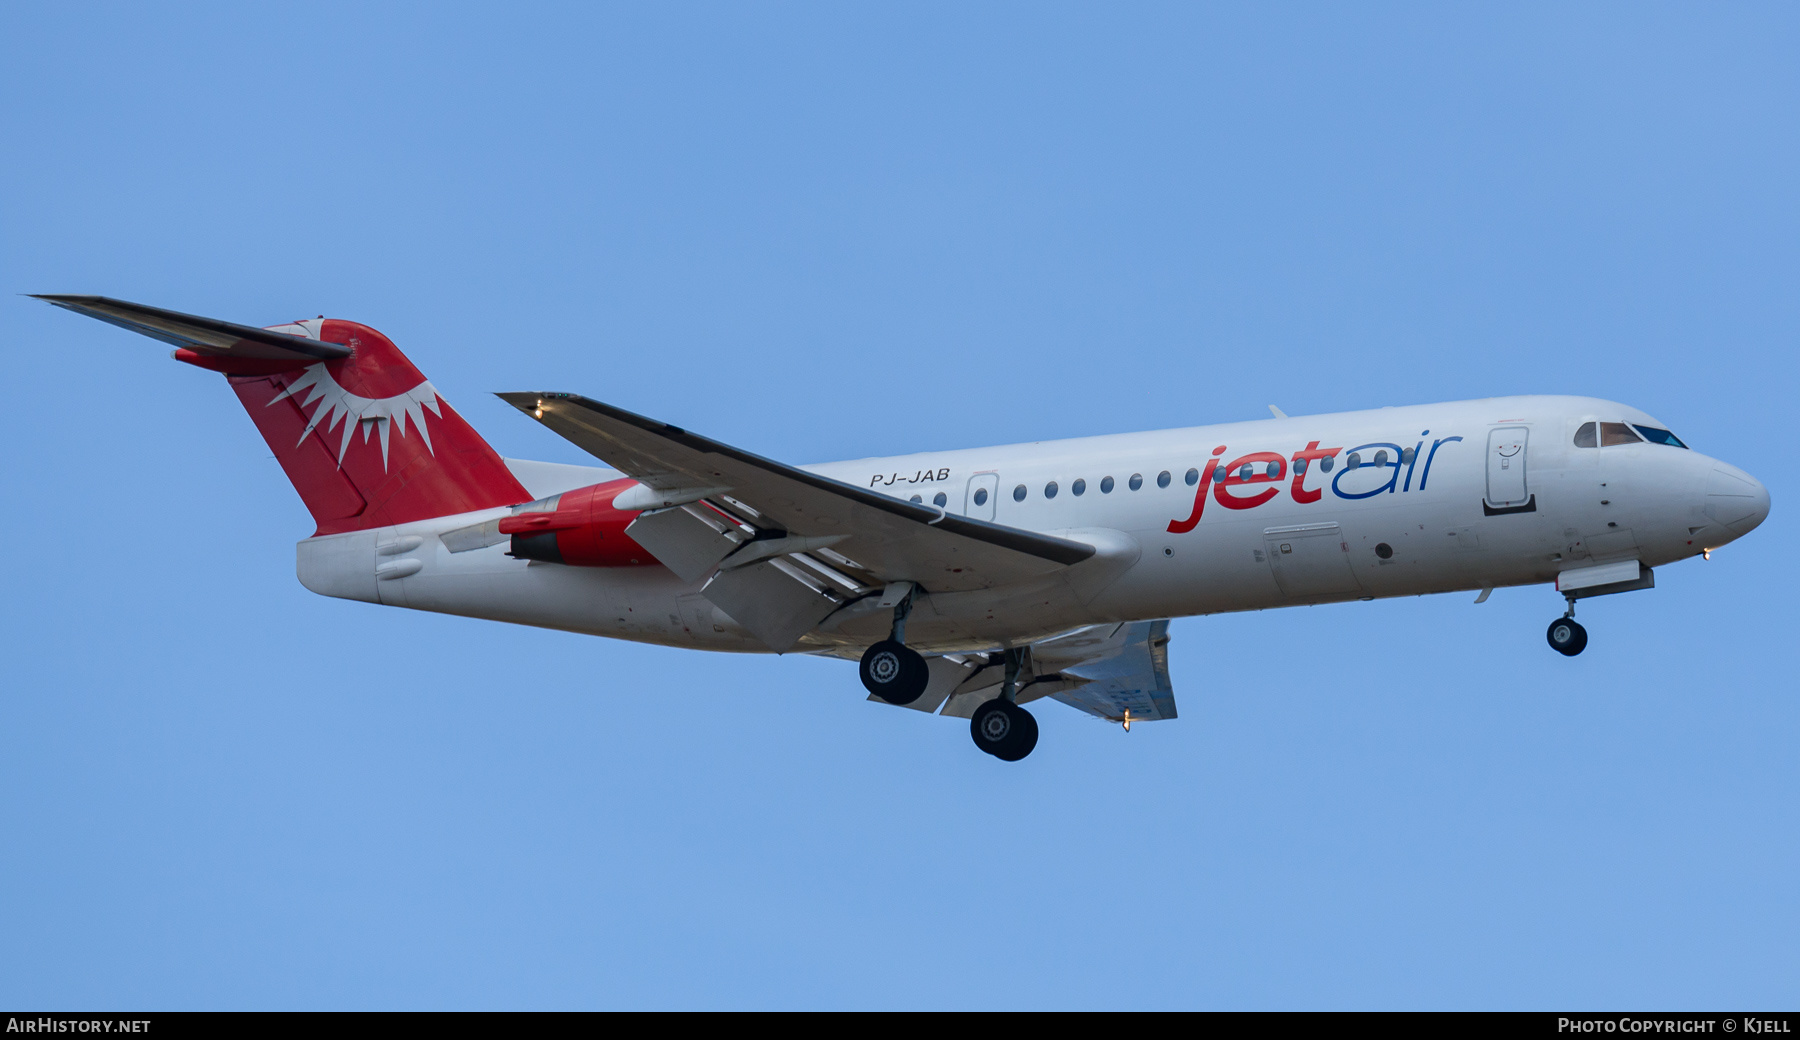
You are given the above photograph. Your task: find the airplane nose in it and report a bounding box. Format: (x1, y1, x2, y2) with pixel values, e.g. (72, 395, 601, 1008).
(1704, 463, 1770, 538)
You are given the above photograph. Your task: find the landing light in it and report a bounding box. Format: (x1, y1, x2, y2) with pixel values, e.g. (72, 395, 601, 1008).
(1703, 548, 1712, 561)
(1122, 710, 1133, 733)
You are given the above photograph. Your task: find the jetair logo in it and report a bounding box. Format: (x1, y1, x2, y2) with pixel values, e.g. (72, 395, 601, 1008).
(1168, 432, 1463, 533)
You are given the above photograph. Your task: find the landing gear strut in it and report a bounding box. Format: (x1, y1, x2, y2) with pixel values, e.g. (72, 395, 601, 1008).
(1547, 596, 1588, 657)
(969, 648, 1038, 761)
(859, 588, 929, 704)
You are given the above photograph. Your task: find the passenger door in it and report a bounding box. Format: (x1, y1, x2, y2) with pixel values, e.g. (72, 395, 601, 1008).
(1263, 522, 1363, 599)
(965, 472, 999, 521)
(1485, 426, 1532, 511)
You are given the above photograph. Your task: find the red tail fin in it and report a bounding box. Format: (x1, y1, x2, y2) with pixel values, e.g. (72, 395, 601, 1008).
(203, 320, 529, 534)
(37, 297, 531, 534)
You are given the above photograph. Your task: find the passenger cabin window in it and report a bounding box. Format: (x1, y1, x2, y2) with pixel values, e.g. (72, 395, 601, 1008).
(1013, 484, 1027, 502)
(1128, 473, 1143, 491)
(1044, 481, 1059, 499)
(909, 494, 922, 504)
(1100, 476, 1115, 493)
(974, 488, 989, 506)
(1184, 467, 1199, 486)
(1072, 478, 1086, 496)
(1600, 422, 1641, 447)
(933, 491, 948, 507)
(1157, 470, 1171, 488)
(1574, 422, 1598, 448)
(1633, 424, 1688, 448)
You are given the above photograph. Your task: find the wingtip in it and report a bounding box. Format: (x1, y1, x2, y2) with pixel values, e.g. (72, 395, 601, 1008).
(29, 295, 94, 316)
(497, 392, 579, 408)
(497, 393, 558, 420)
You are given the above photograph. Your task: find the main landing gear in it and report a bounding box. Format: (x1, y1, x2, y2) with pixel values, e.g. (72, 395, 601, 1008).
(1547, 596, 1588, 657)
(969, 648, 1038, 762)
(859, 589, 929, 705)
(858, 592, 1038, 761)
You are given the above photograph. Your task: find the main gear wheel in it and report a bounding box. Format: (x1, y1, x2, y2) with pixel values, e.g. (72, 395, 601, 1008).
(860, 640, 930, 704)
(970, 699, 1039, 761)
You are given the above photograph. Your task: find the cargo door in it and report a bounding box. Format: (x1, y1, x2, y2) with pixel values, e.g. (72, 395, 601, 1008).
(1263, 522, 1363, 599)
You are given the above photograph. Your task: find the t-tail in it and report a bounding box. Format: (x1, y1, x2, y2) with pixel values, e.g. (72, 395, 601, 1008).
(34, 295, 530, 533)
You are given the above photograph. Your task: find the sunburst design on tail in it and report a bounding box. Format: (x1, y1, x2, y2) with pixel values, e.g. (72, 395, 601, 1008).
(268, 363, 443, 470)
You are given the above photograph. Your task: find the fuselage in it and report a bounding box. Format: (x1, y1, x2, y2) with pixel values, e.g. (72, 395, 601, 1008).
(300, 394, 1769, 655)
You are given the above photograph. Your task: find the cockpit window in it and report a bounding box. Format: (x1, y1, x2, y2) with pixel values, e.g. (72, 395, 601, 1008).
(1632, 424, 1688, 448)
(1600, 422, 1641, 447)
(1573, 422, 1597, 448)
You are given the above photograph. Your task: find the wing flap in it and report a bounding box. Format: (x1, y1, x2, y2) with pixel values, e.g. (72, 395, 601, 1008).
(625, 503, 750, 583)
(700, 558, 842, 651)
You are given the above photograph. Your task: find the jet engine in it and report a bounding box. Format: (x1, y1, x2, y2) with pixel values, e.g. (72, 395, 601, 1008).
(499, 478, 655, 566)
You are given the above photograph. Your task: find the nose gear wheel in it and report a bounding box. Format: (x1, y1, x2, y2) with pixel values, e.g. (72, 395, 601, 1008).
(1546, 617, 1588, 656)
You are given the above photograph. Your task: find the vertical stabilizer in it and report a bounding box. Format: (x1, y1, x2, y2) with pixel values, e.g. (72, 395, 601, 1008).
(226, 320, 531, 533)
(36, 296, 531, 534)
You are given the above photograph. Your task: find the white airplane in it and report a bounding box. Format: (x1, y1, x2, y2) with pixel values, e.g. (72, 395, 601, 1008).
(39, 296, 1771, 761)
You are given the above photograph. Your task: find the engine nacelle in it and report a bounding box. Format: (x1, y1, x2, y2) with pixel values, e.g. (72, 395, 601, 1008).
(499, 478, 656, 567)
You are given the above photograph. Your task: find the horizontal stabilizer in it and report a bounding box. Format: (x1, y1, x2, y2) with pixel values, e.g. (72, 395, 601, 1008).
(31, 295, 352, 362)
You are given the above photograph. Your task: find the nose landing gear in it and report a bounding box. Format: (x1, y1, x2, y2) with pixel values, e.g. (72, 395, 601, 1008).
(1547, 596, 1588, 657)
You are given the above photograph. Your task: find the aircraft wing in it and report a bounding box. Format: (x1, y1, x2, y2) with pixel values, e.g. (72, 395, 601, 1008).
(498, 392, 1097, 649)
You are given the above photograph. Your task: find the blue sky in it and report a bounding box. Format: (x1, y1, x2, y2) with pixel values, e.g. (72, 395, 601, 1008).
(1, 3, 1795, 1009)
